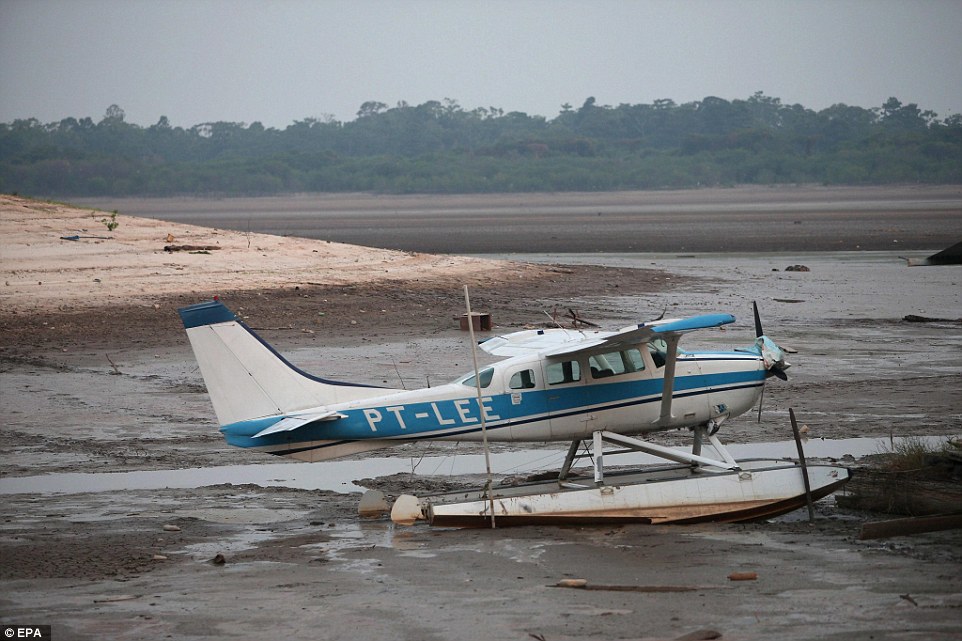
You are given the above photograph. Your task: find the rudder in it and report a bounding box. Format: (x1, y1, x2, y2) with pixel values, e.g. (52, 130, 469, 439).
(178, 300, 394, 426)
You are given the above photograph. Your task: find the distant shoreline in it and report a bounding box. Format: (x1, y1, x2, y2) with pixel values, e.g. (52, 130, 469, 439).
(73, 184, 962, 254)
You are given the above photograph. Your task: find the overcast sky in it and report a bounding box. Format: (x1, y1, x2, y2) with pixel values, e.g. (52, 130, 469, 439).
(2, 0, 961, 128)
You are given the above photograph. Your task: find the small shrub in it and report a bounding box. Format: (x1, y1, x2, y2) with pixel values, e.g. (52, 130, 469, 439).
(100, 211, 119, 232)
(877, 436, 957, 474)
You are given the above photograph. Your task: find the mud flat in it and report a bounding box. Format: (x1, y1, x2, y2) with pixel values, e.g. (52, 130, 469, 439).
(1, 194, 961, 641)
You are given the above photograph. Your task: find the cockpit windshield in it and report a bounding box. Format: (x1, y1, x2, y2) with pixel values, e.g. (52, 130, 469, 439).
(647, 338, 680, 368)
(460, 367, 494, 388)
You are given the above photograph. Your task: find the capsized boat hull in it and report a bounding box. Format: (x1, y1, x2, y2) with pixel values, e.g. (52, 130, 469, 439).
(395, 459, 852, 528)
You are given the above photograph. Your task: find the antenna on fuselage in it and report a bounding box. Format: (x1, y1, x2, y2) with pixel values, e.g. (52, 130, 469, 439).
(390, 356, 407, 390)
(543, 309, 569, 332)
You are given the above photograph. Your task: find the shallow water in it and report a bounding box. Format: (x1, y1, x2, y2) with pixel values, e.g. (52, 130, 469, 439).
(487, 250, 961, 322)
(2, 434, 954, 496)
(72, 188, 962, 254)
(485, 251, 962, 385)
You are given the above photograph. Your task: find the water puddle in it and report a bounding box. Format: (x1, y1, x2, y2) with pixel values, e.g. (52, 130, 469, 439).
(1, 434, 955, 497)
(180, 529, 281, 559)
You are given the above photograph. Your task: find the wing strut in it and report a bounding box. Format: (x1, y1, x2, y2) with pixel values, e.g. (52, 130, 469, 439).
(656, 334, 681, 425)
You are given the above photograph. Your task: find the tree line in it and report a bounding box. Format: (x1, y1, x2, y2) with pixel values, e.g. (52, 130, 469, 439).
(1, 93, 960, 197)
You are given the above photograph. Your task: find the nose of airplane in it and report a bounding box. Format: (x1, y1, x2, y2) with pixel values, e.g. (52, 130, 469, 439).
(752, 302, 789, 380)
(756, 335, 789, 380)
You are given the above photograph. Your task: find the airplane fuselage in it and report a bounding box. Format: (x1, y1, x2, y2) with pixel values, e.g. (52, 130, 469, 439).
(220, 343, 766, 460)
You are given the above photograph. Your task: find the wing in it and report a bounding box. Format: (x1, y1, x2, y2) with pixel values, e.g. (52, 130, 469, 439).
(479, 314, 735, 358)
(252, 408, 347, 438)
(478, 328, 613, 357)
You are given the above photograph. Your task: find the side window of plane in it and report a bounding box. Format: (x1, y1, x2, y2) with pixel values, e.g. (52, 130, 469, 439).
(589, 352, 621, 378)
(461, 367, 494, 388)
(625, 348, 646, 372)
(590, 349, 645, 379)
(546, 360, 581, 385)
(509, 369, 537, 390)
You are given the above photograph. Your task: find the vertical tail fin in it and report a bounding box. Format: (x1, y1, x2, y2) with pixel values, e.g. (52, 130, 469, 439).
(178, 300, 395, 426)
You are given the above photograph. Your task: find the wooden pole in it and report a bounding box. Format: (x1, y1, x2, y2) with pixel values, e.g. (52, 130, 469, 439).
(464, 285, 496, 529)
(789, 407, 815, 523)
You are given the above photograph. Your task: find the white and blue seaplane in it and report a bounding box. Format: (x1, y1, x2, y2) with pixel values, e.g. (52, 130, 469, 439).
(178, 300, 850, 527)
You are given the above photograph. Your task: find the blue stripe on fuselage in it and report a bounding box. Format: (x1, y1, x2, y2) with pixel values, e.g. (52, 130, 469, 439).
(220, 369, 765, 449)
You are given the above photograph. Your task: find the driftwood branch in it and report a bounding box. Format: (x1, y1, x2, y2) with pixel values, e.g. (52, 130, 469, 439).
(553, 579, 720, 592)
(164, 244, 221, 252)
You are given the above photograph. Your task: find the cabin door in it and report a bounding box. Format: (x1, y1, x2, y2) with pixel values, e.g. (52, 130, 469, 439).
(541, 358, 589, 440)
(502, 365, 550, 440)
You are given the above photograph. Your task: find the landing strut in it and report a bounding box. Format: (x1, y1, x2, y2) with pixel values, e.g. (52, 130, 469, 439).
(559, 428, 741, 485)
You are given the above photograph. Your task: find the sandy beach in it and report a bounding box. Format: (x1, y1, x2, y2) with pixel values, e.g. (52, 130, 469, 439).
(1, 190, 960, 641)
(0, 194, 551, 313)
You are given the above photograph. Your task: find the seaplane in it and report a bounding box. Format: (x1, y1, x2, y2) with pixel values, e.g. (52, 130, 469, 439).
(178, 299, 850, 526)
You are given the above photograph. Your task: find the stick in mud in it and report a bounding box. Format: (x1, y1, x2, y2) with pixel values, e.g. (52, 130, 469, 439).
(790, 407, 815, 523)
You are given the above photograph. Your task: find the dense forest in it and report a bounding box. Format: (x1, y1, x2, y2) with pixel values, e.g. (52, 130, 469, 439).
(2, 93, 960, 197)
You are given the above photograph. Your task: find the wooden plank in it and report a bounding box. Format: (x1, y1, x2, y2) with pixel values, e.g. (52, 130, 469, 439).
(858, 514, 962, 540)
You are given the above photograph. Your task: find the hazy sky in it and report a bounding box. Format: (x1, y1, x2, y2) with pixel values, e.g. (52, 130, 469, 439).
(2, 0, 961, 128)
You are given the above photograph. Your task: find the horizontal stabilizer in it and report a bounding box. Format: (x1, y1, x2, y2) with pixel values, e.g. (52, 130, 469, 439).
(253, 409, 347, 438)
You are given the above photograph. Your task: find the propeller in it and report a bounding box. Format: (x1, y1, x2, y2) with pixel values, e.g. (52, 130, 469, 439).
(752, 301, 789, 422)
(753, 300, 764, 339)
(752, 301, 789, 381)
(756, 383, 765, 423)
